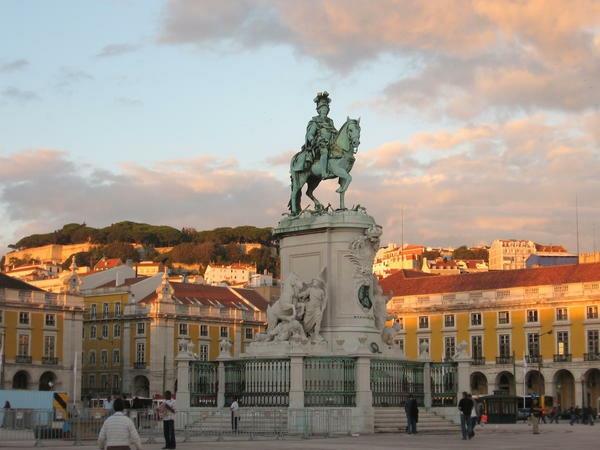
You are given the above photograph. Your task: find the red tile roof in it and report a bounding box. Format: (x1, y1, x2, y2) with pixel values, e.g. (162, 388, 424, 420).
(535, 243, 568, 252)
(139, 282, 268, 311)
(94, 258, 122, 271)
(381, 262, 600, 297)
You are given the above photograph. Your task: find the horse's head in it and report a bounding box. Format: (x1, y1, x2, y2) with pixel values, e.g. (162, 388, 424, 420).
(346, 117, 361, 151)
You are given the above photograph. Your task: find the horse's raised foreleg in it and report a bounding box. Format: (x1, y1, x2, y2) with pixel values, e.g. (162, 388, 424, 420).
(329, 160, 352, 194)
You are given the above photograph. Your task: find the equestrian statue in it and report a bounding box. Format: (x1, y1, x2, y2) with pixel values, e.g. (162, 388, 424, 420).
(289, 91, 361, 215)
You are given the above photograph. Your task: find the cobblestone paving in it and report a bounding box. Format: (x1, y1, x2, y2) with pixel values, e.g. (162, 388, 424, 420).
(3, 423, 600, 449)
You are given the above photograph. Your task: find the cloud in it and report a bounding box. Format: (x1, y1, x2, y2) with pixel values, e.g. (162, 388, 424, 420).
(2, 111, 598, 253)
(158, 1, 600, 117)
(0, 150, 287, 250)
(56, 67, 94, 89)
(1, 87, 40, 102)
(96, 43, 140, 58)
(0, 59, 29, 73)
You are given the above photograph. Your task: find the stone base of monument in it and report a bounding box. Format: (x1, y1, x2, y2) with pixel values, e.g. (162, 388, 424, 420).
(175, 210, 436, 435)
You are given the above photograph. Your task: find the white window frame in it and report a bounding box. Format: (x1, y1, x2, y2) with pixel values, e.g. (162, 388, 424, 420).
(179, 323, 188, 336)
(498, 311, 510, 325)
(45, 313, 56, 327)
(43, 334, 56, 358)
(526, 309, 538, 323)
(19, 312, 30, 325)
(470, 312, 482, 327)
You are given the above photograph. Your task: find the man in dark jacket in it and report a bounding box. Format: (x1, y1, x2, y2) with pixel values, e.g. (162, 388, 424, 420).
(458, 392, 474, 440)
(405, 395, 419, 434)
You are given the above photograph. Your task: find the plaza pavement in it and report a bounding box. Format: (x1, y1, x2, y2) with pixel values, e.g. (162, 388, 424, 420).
(2, 423, 599, 449)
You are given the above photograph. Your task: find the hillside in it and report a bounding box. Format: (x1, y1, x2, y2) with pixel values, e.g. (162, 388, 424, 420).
(7, 222, 278, 276)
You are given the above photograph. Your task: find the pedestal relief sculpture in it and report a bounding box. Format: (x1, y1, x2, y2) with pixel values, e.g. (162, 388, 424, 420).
(255, 269, 327, 346)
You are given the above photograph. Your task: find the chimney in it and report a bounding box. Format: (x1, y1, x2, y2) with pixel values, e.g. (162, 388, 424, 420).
(115, 271, 121, 287)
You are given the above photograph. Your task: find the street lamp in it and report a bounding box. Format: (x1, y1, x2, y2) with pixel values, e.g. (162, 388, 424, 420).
(535, 329, 552, 395)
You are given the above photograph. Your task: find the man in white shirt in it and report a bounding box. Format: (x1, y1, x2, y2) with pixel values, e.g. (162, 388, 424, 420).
(98, 398, 142, 450)
(230, 398, 240, 432)
(161, 390, 176, 449)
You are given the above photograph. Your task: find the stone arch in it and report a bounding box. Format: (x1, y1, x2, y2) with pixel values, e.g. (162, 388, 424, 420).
(39, 371, 57, 391)
(584, 368, 600, 409)
(525, 370, 545, 395)
(553, 369, 575, 410)
(133, 375, 150, 397)
(12, 370, 30, 390)
(496, 371, 516, 396)
(470, 372, 488, 395)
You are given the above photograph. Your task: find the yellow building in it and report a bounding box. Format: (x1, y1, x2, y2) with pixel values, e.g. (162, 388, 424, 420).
(80, 270, 267, 399)
(383, 263, 600, 410)
(0, 273, 83, 398)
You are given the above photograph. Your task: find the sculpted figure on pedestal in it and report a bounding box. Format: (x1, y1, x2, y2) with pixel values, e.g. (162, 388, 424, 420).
(297, 271, 327, 342)
(345, 224, 383, 310)
(260, 270, 327, 343)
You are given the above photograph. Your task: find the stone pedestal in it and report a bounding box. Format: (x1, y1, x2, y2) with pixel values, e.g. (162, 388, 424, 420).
(456, 358, 471, 395)
(289, 354, 305, 409)
(274, 210, 383, 353)
(352, 354, 374, 434)
(175, 351, 193, 411)
(423, 360, 432, 408)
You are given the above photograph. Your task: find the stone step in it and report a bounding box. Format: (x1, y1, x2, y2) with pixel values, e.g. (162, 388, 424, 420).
(374, 408, 456, 434)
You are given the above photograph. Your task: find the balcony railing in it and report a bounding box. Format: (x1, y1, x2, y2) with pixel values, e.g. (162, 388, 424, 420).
(553, 353, 572, 362)
(133, 362, 146, 369)
(471, 357, 486, 365)
(16, 355, 32, 364)
(526, 354, 542, 364)
(42, 357, 58, 365)
(496, 356, 514, 365)
(584, 353, 600, 361)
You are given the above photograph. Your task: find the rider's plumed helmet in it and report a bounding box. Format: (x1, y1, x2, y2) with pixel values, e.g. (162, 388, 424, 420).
(314, 91, 331, 110)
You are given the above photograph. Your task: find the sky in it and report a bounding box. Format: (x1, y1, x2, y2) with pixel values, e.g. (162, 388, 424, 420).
(0, 0, 599, 253)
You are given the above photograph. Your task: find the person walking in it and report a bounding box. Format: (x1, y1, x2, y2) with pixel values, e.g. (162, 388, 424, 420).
(549, 406, 559, 424)
(160, 391, 176, 449)
(458, 392, 474, 440)
(469, 395, 479, 438)
(406, 395, 418, 434)
(230, 398, 240, 432)
(98, 398, 142, 450)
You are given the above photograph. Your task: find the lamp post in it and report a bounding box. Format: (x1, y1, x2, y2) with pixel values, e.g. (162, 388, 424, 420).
(536, 330, 552, 395)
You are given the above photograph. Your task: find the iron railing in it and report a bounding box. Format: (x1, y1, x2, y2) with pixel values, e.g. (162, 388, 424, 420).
(584, 353, 600, 361)
(430, 362, 457, 406)
(496, 356, 514, 365)
(370, 359, 424, 406)
(189, 361, 218, 407)
(42, 356, 59, 365)
(133, 362, 146, 369)
(224, 358, 290, 407)
(470, 357, 486, 365)
(553, 354, 572, 362)
(16, 355, 32, 363)
(304, 357, 356, 407)
(526, 354, 542, 364)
